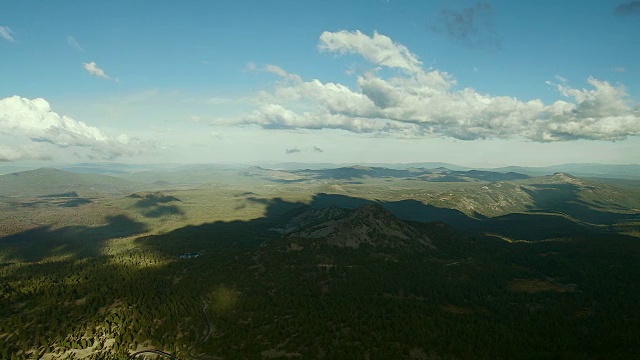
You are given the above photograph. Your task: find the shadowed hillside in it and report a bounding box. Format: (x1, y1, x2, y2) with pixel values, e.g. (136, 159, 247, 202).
(273, 204, 434, 249)
(0, 214, 147, 262)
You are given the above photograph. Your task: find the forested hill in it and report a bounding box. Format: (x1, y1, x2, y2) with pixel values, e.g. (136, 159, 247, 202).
(272, 204, 434, 249)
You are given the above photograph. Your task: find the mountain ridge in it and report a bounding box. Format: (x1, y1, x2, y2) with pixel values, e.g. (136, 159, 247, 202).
(0, 167, 143, 197)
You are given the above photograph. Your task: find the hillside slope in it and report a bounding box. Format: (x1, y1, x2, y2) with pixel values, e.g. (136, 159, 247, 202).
(273, 204, 434, 249)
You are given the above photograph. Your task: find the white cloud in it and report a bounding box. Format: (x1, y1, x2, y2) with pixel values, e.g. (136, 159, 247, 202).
(319, 30, 423, 75)
(0, 96, 151, 161)
(0, 96, 107, 145)
(541, 78, 640, 141)
(554, 74, 568, 83)
(264, 64, 302, 82)
(273, 78, 376, 117)
(66, 35, 84, 51)
(265, 64, 288, 77)
(83, 61, 110, 79)
(236, 30, 640, 143)
(0, 144, 50, 162)
(239, 103, 423, 137)
(0, 26, 15, 42)
(246, 63, 303, 83)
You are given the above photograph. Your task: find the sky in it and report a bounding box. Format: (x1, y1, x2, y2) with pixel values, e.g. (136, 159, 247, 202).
(1, 0, 639, 167)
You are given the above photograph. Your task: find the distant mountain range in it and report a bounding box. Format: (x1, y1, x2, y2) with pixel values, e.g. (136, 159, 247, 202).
(0, 168, 144, 197)
(240, 165, 532, 183)
(3, 162, 640, 179)
(234, 162, 639, 180)
(489, 163, 640, 179)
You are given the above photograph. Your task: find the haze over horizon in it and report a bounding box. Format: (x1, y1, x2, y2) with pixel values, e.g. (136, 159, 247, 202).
(2, 1, 639, 167)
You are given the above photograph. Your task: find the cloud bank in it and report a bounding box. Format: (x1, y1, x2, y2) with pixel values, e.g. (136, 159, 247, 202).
(0, 96, 149, 161)
(237, 30, 640, 142)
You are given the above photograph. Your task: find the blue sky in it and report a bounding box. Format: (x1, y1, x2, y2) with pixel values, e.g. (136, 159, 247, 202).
(1, 0, 639, 167)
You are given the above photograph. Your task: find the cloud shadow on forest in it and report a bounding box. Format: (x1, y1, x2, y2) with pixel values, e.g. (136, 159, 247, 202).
(522, 183, 640, 225)
(130, 193, 184, 218)
(0, 214, 147, 262)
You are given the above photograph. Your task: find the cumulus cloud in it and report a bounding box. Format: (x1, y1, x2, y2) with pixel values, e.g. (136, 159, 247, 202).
(0, 96, 150, 161)
(430, 1, 501, 49)
(235, 30, 640, 143)
(615, 1, 640, 15)
(0, 26, 15, 42)
(83, 61, 110, 79)
(239, 103, 423, 137)
(66, 35, 84, 51)
(542, 78, 640, 141)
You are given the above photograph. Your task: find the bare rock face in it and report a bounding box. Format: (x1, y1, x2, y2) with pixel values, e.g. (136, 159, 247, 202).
(273, 204, 434, 249)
